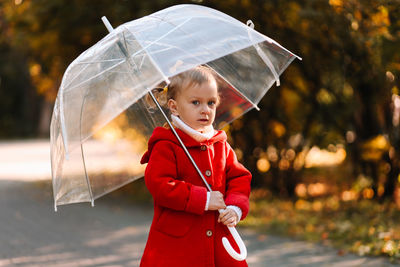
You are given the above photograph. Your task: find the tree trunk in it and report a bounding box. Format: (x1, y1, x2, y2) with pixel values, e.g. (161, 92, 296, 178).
(38, 100, 53, 137)
(382, 153, 399, 200)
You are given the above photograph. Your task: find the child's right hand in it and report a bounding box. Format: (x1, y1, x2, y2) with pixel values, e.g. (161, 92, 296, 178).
(208, 191, 226, 210)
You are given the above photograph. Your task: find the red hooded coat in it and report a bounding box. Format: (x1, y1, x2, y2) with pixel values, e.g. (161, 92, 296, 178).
(139, 127, 251, 267)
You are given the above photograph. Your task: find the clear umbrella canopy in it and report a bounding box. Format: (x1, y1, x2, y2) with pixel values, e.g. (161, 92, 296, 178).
(50, 4, 300, 209)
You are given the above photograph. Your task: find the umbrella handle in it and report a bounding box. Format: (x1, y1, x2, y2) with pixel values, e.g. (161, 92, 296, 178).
(222, 226, 247, 261)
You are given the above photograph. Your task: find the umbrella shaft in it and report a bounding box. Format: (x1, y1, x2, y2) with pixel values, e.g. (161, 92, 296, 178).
(148, 91, 212, 192)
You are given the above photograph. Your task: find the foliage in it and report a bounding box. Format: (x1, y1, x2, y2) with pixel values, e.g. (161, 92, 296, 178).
(1, 0, 400, 199)
(0, 0, 183, 136)
(207, 0, 400, 200)
(0, 3, 41, 138)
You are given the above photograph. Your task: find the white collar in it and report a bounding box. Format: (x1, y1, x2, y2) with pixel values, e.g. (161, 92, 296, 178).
(171, 115, 215, 142)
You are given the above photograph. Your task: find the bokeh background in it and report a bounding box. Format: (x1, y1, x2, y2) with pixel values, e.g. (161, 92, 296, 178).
(1, 0, 400, 260)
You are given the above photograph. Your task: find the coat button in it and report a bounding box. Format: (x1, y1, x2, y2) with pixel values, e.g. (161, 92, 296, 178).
(206, 230, 213, 237)
(205, 170, 212, 177)
(200, 145, 207, 151)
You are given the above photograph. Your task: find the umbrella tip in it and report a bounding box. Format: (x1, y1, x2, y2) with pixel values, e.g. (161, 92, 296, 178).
(101, 16, 114, 33)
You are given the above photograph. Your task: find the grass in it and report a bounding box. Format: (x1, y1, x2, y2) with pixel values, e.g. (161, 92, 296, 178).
(242, 188, 400, 262)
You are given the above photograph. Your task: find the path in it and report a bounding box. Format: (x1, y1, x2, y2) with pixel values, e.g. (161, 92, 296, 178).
(0, 140, 398, 266)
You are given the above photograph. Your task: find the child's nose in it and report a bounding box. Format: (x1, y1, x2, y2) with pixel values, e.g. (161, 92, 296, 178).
(200, 104, 210, 114)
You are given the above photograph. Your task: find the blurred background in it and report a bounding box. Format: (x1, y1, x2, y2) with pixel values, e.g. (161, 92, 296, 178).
(1, 0, 400, 260)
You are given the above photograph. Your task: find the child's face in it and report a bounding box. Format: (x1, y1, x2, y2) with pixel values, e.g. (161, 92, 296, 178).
(168, 80, 218, 132)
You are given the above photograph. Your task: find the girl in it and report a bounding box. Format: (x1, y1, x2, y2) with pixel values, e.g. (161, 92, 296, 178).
(140, 66, 251, 267)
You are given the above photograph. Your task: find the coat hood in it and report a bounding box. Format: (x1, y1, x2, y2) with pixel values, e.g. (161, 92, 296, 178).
(140, 126, 227, 164)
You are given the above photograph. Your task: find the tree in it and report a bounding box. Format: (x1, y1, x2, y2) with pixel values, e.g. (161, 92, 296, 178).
(2, 0, 400, 201)
(1, 0, 184, 137)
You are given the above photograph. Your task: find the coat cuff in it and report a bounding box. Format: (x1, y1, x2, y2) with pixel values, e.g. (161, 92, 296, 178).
(185, 185, 207, 215)
(205, 192, 210, 210)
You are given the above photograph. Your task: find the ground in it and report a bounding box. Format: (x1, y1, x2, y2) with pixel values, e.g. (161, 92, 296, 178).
(0, 140, 398, 266)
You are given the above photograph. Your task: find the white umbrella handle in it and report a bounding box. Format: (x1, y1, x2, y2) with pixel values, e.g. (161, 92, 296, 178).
(222, 226, 247, 261)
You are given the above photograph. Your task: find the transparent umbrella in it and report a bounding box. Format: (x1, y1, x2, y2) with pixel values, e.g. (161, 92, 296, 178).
(50, 3, 301, 261)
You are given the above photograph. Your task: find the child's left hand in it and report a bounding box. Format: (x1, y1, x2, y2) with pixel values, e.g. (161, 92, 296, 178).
(218, 208, 238, 227)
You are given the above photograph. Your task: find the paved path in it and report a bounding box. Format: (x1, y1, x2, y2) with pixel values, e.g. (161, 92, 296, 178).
(0, 140, 398, 266)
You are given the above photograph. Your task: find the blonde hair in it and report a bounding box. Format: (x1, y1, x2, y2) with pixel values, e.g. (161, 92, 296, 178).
(147, 65, 218, 109)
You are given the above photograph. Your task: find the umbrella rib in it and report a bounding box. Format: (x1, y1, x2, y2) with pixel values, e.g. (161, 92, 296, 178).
(208, 65, 260, 112)
(79, 95, 95, 206)
(121, 31, 140, 72)
(62, 34, 132, 92)
(137, 41, 208, 73)
(58, 92, 69, 160)
(148, 12, 240, 34)
(62, 50, 103, 92)
(63, 59, 126, 92)
(255, 44, 280, 86)
(124, 17, 192, 60)
(75, 59, 123, 65)
(80, 141, 94, 206)
(246, 21, 280, 87)
(138, 54, 146, 69)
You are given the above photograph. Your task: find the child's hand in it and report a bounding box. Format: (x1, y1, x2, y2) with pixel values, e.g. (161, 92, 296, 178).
(218, 208, 238, 227)
(208, 191, 226, 210)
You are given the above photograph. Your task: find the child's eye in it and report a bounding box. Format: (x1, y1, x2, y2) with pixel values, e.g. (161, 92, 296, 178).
(192, 100, 200, 105)
(208, 101, 216, 106)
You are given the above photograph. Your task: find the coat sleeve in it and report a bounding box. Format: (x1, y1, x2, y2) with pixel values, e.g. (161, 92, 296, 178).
(144, 140, 207, 215)
(224, 142, 252, 220)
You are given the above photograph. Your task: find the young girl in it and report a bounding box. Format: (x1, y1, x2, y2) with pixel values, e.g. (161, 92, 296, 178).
(140, 66, 252, 267)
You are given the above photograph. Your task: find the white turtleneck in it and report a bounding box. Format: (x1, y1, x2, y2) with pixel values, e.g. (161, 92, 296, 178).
(170, 114, 242, 221)
(171, 114, 215, 142)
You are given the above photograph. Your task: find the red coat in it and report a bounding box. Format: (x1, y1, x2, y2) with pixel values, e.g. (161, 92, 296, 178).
(140, 127, 252, 267)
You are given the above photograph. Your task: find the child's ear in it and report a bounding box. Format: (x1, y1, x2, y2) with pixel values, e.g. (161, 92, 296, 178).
(167, 99, 179, 116)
